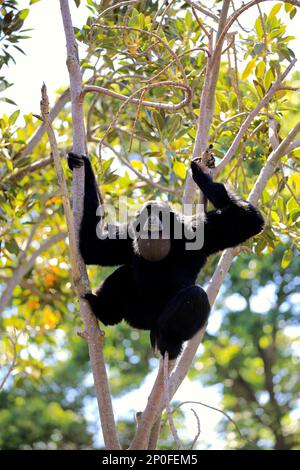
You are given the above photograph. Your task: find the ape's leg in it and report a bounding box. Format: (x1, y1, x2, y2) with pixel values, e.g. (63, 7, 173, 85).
(84, 265, 134, 326)
(152, 285, 210, 359)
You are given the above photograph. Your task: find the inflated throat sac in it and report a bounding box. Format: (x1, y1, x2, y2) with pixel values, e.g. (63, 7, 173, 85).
(136, 237, 171, 262)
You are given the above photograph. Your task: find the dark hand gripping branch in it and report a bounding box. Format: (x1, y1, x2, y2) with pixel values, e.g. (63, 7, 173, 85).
(68, 153, 264, 359)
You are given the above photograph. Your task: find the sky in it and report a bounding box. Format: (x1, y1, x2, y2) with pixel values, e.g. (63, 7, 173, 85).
(2, 0, 89, 116)
(2, 0, 300, 450)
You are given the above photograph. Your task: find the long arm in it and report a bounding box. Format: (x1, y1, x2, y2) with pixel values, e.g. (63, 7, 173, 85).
(191, 161, 265, 256)
(68, 153, 133, 266)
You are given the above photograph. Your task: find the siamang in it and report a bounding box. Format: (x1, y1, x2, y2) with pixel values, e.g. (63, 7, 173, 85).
(68, 152, 264, 359)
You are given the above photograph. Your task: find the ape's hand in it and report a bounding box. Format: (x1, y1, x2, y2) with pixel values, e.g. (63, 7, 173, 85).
(191, 145, 215, 181)
(67, 152, 87, 171)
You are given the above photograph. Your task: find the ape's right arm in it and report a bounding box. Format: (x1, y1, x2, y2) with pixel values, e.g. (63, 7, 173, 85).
(68, 153, 133, 266)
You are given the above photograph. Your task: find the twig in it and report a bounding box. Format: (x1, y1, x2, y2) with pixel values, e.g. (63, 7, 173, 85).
(190, 409, 201, 450)
(257, 3, 268, 56)
(170, 400, 243, 441)
(186, 0, 219, 22)
(188, 2, 211, 38)
(0, 333, 18, 390)
(128, 89, 145, 152)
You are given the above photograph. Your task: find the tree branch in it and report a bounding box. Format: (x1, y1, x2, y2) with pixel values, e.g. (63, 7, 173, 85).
(59, 0, 120, 450)
(83, 82, 192, 112)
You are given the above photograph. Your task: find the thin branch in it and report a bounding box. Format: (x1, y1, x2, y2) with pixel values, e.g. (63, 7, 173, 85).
(98, 140, 177, 194)
(170, 400, 243, 441)
(183, 1, 231, 206)
(186, 1, 211, 37)
(257, 3, 268, 56)
(186, 0, 219, 22)
(190, 409, 201, 450)
(0, 334, 18, 390)
(210, 112, 249, 139)
(287, 139, 300, 153)
(84, 81, 192, 111)
(96, 0, 138, 21)
(215, 59, 297, 175)
(4, 156, 53, 184)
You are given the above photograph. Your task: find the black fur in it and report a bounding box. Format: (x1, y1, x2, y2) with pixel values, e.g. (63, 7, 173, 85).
(68, 153, 264, 359)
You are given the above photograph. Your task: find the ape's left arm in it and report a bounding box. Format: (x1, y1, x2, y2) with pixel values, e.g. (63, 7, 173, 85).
(191, 161, 265, 256)
(68, 153, 133, 266)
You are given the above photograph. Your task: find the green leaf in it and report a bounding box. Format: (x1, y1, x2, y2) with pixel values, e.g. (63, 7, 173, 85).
(9, 110, 20, 126)
(255, 61, 265, 80)
(265, 68, 275, 90)
(6, 159, 13, 172)
(5, 239, 20, 255)
(242, 59, 256, 80)
(185, 10, 192, 28)
(173, 161, 186, 179)
(281, 249, 293, 269)
(19, 9, 30, 20)
(151, 111, 164, 133)
(128, 8, 140, 28)
(30, 0, 41, 4)
(74, 0, 81, 6)
(0, 97, 17, 106)
(290, 7, 297, 19)
(253, 80, 265, 99)
(284, 3, 293, 13)
(167, 115, 181, 140)
(268, 3, 282, 20)
(254, 18, 263, 39)
(288, 209, 300, 223)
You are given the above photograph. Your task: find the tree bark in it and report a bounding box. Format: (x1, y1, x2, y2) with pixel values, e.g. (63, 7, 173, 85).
(59, 0, 120, 450)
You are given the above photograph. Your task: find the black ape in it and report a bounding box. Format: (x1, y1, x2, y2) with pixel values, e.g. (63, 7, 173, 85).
(68, 153, 264, 359)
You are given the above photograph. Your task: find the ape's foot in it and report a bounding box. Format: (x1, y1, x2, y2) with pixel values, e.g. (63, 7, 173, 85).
(82, 292, 99, 314)
(67, 152, 87, 171)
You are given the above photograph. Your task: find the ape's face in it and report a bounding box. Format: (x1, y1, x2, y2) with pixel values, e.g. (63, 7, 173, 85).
(134, 201, 173, 262)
